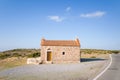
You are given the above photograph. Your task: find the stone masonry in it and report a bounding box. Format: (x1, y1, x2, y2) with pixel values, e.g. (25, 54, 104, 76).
(41, 38, 81, 64)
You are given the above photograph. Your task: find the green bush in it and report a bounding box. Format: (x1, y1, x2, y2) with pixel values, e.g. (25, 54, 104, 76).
(27, 52, 40, 58)
(12, 53, 22, 57)
(0, 53, 11, 59)
(111, 50, 119, 54)
(91, 56, 96, 58)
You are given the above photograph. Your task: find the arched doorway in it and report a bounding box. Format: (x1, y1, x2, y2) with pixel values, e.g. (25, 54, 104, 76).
(47, 48, 52, 61)
(47, 51, 52, 61)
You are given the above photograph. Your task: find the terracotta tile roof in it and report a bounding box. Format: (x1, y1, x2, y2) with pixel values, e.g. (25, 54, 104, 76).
(41, 38, 80, 47)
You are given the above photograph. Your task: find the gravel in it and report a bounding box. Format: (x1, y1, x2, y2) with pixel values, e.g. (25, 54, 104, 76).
(0, 60, 108, 80)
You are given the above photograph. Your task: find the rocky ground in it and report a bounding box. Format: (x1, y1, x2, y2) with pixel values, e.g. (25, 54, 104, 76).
(0, 58, 109, 80)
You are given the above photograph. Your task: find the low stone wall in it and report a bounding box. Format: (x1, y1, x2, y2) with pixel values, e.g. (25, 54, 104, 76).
(27, 57, 41, 64)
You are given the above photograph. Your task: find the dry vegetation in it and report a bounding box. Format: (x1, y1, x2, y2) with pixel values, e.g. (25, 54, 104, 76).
(0, 49, 119, 71)
(0, 57, 27, 71)
(0, 49, 40, 59)
(0, 49, 40, 71)
(80, 49, 119, 59)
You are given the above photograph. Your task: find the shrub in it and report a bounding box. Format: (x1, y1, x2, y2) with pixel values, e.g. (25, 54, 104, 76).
(12, 53, 22, 57)
(27, 52, 40, 58)
(111, 50, 119, 54)
(0, 53, 11, 59)
(91, 56, 96, 58)
(11, 49, 22, 52)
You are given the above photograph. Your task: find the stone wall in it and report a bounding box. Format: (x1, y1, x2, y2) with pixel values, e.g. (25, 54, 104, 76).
(41, 46, 80, 64)
(27, 57, 41, 64)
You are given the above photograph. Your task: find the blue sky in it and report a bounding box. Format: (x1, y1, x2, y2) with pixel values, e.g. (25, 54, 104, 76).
(0, 0, 120, 51)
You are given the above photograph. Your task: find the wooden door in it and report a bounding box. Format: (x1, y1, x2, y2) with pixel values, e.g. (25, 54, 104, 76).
(47, 52, 52, 61)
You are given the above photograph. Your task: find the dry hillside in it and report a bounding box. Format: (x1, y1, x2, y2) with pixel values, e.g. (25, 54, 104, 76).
(0, 49, 119, 71)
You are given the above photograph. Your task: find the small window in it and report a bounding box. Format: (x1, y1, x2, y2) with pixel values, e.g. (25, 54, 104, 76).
(62, 52, 65, 55)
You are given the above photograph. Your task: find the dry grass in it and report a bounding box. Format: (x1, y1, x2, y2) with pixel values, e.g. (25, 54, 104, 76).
(0, 49, 40, 71)
(81, 53, 109, 59)
(0, 49, 40, 59)
(0, 48, 119, 71)
(80, 49, 115, 59)
(0, 57, 27, 71)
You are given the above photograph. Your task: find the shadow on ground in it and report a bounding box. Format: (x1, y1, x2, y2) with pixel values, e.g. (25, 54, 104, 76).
(81, 58, 106, 62)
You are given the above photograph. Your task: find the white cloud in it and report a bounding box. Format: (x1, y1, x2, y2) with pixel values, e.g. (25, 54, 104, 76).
(66, 7, 71, 12)
(80, 11, 106, 18)
(48, 16, 64, 22)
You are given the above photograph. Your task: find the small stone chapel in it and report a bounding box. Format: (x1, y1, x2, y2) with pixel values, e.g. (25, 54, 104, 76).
(40, 38, 81, 64)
